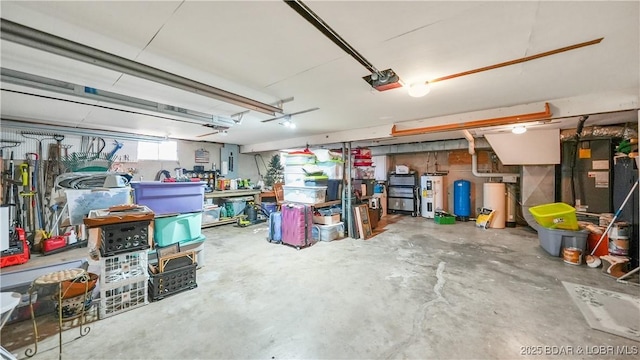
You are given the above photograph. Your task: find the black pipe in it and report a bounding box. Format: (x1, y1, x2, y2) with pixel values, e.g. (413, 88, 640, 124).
(570, 115, 589, 205)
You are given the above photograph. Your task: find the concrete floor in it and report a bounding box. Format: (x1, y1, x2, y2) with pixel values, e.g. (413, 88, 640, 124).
(2, 215, 639, 359)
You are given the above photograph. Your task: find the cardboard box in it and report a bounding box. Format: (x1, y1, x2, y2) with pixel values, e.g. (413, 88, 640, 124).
(313, 214, 341, 225)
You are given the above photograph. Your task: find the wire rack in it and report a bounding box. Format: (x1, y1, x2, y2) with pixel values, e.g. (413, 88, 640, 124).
(61, 152, 115, 172)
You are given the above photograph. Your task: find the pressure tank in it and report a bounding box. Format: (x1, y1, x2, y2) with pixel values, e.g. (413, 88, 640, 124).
(483, 182, 506, 229)
(453, 180, 471, 220)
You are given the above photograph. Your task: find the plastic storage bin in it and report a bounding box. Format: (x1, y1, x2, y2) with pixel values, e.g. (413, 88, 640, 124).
(223, 198, 247, 217)
(304, 175, 329, 187)
(529, 202, 579, 230)
(131, 181, 204, 215)
(316, 160, 343, 180)
(283, 185, 327, 204)
(202, 205, 221, 224)
(284, 172, 306, 186)
(312, 222, 345, 241)
(154, 212, 203, 247)
(284, 153, 316, 165)
(352, 167, 375, 180)
(537, 227, 589, 256)
(148, 263, 197, 301)
(434, 214, 456, 225)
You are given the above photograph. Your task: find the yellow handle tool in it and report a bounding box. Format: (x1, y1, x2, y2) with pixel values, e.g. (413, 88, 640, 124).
(19, 163, 29, 187)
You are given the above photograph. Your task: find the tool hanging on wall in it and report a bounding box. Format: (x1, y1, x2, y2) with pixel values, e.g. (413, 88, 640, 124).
(21, 131, 63, 228)
(26, 152, 44, 230)
(1, 139, 21, 204)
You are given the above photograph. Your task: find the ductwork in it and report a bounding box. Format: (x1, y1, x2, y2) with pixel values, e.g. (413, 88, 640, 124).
(560, 125, 638, 141)
(462, 130, 520, 179)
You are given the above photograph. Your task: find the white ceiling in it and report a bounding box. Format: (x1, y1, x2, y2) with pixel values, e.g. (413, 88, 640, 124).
(0, 1, 638, 152)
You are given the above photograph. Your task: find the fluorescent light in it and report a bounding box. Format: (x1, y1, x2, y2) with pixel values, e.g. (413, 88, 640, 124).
(1, 118, 166, 142)
(408, 81, 430, 97)
(2, 68, 235, 128)
(512, 126, 527, 134)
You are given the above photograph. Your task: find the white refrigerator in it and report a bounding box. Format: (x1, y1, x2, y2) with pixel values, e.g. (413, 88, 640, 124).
(420, 175, 445, 218)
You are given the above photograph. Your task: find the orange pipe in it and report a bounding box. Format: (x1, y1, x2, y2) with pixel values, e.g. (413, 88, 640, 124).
(429, 38, 603, 84)
(391, 103, 551, 137)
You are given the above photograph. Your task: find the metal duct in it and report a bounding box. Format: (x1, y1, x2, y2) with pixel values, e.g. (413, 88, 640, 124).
(560, 125, 638, 141)
(521, 165, 556, 231)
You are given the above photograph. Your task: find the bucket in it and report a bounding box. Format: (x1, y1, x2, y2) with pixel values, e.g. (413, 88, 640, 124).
(608, 222, 630, 238)
(608, 236, 629, 256)
(261, 202, 277, 216)
(563, 247, 582, 265)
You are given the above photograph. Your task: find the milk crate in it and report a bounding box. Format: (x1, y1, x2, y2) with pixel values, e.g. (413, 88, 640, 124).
(100, 220, 151, 257)
(100, 250, 148, 287)
(98, 276, 148, 319)
(148, 263, 198, 301)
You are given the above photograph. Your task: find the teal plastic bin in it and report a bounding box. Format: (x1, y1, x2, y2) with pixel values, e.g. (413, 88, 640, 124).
(154, 212, 203, 247)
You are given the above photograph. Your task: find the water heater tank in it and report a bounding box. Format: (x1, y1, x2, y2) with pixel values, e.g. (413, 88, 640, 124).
(421, 175, 445, 218)
(483, 182, 506, 229)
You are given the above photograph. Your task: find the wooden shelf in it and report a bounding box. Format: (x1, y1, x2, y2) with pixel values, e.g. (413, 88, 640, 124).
(204, 189, 260, 199)
(201, 217, 240, 228)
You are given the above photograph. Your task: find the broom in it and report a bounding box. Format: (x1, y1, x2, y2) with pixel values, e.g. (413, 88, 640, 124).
(586, 179, 638, 268)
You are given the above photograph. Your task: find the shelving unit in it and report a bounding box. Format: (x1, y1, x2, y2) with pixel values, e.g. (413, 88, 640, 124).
(387, 172, 419, 217)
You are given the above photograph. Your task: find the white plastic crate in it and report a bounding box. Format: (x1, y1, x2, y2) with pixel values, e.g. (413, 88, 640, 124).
(283, 185, 326, 204)
(316, 160, 343, 180)
(99, 276, 148, 319)
(312, 222, 345, 241)
(100, 250, 148, 287)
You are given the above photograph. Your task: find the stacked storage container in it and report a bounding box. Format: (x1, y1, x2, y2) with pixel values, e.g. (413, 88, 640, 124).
(283, 151, 316, 186)
(282, 150, 327, 204)
(351, 148, 375, 181)
(97, 224, 151, 319)
(131, 181, 206, 267)
(528, 202, 589, 260)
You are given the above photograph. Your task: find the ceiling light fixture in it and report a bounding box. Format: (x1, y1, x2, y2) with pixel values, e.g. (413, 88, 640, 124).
(408, 81, 431, 98)
(281, 119, 296, 129)
(0, 19, 282, 115)
(1, 68, 236, 128)
(512, 126, 527, 134)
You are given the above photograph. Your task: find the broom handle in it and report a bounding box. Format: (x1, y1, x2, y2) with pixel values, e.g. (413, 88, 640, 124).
(590, 179, 639, 255)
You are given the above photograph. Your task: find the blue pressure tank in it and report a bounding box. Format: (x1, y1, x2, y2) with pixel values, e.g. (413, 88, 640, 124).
(454, 179, 471, 220)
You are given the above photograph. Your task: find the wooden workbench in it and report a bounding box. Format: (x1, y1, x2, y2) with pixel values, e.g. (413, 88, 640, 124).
(204, 189, 261, 202)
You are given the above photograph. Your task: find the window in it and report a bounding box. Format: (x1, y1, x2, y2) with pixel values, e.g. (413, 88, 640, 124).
(137, 141, 178, 161)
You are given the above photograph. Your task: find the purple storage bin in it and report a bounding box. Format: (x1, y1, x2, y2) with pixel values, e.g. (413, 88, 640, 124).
(131, 181, 205, 215)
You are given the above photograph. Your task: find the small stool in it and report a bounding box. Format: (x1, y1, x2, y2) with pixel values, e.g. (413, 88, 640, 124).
(25, 268, 91, 359)
(1, 292, 21, 360)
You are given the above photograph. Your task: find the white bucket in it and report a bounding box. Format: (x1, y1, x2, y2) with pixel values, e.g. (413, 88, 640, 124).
(608, 222, 630, 238)
(608, 236, 629, 256)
